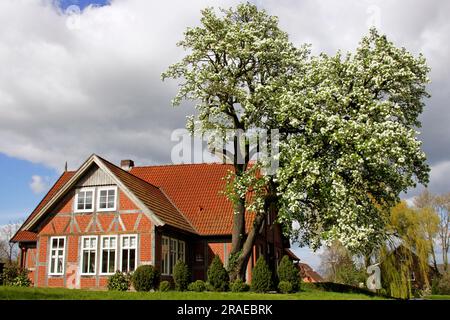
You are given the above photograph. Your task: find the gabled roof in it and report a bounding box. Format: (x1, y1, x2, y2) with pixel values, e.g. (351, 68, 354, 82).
(12, 155, 197, 242)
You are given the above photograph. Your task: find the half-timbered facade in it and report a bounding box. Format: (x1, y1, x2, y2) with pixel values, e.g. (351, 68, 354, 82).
(11, 154, 291, 289)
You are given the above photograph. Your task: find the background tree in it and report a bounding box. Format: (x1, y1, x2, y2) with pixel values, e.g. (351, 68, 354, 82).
(379, 201, 439, 298)
(319, 240, 365, 286)
(0, 222, 21, 263)
(413, 189, 439, 270)
(435, 193, 450, 271)
(413, 190, 449, 272)
(163, 3, 430, 279)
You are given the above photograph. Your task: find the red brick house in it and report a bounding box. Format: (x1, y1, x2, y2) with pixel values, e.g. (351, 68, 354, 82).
(11, 154, 290, 289)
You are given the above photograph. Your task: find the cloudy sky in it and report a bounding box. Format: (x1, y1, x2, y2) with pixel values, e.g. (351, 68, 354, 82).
(0, 0, 449, 269)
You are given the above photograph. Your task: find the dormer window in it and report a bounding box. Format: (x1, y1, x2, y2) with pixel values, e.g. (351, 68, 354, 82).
(75, 188, 95, 213)
(97, 186, 117, 211)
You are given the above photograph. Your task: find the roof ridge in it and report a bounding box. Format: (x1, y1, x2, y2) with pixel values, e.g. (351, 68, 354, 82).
(132, 162, 230, 169)
(96, 155, 164, 191)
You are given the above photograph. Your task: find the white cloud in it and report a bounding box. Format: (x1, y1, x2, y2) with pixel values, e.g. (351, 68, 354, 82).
(0, 0, 239, 171)
(29, 175, 49, 194)
(0, 0, 449, 197)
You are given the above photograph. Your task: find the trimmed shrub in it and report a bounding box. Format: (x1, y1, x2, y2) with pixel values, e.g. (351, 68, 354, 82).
(131, 265, 160, 292)
(251, 256, 272, 293)
(173, 260, 190, 291)
(2, 264, 31, 287)
(230, 279, 250, 292)
(159, 280, 171, 292)
(207, 255, 229, 292)
(188, 280, 207, 292)
(277, 255, 300, 292)
(278, 281, 293, 294)
(107, 271, 130, 291)
(2, 263, 20, 286)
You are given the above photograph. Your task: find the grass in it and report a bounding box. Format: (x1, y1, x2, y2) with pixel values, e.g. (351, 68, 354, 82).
(423, 295, 450, 300)
(0, 285, 387, 300)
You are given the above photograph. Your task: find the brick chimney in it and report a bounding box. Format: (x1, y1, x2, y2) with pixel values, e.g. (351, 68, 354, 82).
(120, 159, 134, 171)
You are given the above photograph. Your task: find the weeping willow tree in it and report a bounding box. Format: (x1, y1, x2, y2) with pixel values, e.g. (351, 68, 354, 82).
(379, 201, 439, 299)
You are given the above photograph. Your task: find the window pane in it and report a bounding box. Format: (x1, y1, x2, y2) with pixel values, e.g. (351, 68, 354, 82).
(129, 249, 136, 272)
(89, 251, 95, 273)
(111, 237, 116, 247)
(109, 251, 116, 273)
(83, 251, 89, 273)
(57, 256, 63, 273)
(130, 236, 136, 247)
(102, 251, 108, 273)
(51, 257, 55, 274)
(122, 250, 129, 272)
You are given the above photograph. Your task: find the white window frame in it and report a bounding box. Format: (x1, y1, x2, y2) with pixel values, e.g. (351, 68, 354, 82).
(178, 240, 186, 263)
(74, 187, 95, 213)
(161, 236, 170, 276)
(100, 235, 118, 275)
(161, 236, 186, 276)
(120, 234, 138, 273)
(97, 186, 117, 212)
(48, 236, 66, 276)
(80, 235, 98, 276)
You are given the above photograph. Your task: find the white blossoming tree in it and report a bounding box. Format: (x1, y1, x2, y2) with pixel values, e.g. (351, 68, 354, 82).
(162, 3, 430, 280)
(276, 29, 430, 253)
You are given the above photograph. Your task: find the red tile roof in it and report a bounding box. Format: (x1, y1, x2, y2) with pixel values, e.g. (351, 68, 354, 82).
(13, 156, 256, 241)
(10, 230, 38, 242)
(131, 163, 254, 235)
(297, 262, 324, 283)
(100, 157, 196, 234)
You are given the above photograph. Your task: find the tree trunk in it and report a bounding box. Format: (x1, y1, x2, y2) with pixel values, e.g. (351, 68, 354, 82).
(429, 239, 438, 272)
(229, 211, 266, 281)
(230, 197, 246, 255)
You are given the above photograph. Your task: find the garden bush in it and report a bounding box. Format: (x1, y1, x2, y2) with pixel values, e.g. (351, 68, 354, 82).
(2, 263, 31, 287)
(230, 279, 250, 292)
(277, 255, 300, 292)
(173, 260, 190, 291)
(188, 280, 207, 292)
(131, 265, 160, 292)
(432, 271, 450, 295)
(207, 255, 229, 292)
(107, 271, 130, 291)
(251, 256, 272, 293)
(159, 280, 171, 292)
(278, 280, 293, 294)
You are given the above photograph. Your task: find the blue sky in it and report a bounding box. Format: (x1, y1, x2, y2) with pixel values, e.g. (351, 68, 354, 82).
(0, 153, 59, 224)
(1, 0, 449, 270)
(58, 0, 109, 10)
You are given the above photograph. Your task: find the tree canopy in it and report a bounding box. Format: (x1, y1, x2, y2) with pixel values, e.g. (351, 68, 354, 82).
(162, 2, 430, 278)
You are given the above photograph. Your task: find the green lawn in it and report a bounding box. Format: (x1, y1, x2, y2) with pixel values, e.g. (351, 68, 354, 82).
(423, 295, 450, 300)
(0, 285, 386, 300)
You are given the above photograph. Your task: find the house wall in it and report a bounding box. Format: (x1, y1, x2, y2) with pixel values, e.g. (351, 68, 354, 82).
(25, 183, 154, 289)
